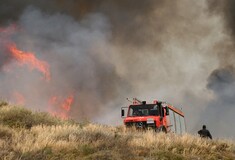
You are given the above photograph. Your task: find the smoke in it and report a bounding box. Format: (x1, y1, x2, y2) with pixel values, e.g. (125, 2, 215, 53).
(0, 7, 129, 120)
(0, 0, 234, 138)
(201, 66, 235, 138)
(192, 0, 235, 139)
(208, 0, 235, 39)
(206, 0, 235, 66)
(207, 66, 235, 95)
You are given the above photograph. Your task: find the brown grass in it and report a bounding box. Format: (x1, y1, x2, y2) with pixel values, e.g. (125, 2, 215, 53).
(0, 102, 234, 160)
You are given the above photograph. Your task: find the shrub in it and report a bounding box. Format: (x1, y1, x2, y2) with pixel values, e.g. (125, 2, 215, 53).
(0, 105, 75, 128)
(0, 106, 33, 128)
(32, 112, 62, 126)
(0, 101, 8, 108)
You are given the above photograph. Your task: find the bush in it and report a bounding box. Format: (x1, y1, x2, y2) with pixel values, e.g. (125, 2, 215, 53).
(0, 105, 74, 128)
(0, 101, 8, 108)
(32, 112, 62, 126)
(0, 106, 33, 128)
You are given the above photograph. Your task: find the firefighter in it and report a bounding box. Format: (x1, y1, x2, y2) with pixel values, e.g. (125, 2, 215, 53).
(198, 125, 212, 139)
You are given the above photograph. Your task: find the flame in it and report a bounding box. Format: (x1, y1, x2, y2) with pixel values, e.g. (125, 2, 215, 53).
(1, 25, 75, 118)
(7, 43, 51, 81)
(62, 95, 74, 111)
(48, 94, 74, 119)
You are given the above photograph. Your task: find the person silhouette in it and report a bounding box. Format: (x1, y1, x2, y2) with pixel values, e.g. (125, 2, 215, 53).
(198, 125, 212, 139)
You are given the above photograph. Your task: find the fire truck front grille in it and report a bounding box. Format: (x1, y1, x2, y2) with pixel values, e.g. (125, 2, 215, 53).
(125, 121, 156, 129)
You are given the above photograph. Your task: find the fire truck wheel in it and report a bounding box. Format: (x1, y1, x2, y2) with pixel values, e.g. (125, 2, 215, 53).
(162, 127, 167, 133)
(156, 126, 167, 133)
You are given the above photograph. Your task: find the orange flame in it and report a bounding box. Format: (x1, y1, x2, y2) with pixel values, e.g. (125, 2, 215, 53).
(62, 95, 74, 111)
(7, 43, 50, 81)
(0, 25, 75, 119)
(48, 94, 74, 119)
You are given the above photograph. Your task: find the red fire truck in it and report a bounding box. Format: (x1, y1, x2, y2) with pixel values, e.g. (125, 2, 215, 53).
(121, 98, 186, 134)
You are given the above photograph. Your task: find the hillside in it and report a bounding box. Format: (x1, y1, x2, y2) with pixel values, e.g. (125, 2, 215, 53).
(0, 101, 234, 160)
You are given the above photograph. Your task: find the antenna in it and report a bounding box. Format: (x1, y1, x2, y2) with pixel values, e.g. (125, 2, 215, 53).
(126, 98, 133, 103)
(133, 98, 144, 105)
(133, 98, 142, 103)
(126, 98, 145, 104)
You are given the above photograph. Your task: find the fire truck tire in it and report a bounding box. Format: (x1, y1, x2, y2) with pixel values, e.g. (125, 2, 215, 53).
(156, 126, 167, 133)
(162, 127, 167, 133)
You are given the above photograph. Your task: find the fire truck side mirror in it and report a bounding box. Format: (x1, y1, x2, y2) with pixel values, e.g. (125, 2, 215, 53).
(121, 109, 125, 117)
(121, 107, 128, 118)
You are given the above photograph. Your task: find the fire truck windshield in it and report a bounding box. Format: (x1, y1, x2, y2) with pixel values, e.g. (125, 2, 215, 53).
(128, 105, 159, 117)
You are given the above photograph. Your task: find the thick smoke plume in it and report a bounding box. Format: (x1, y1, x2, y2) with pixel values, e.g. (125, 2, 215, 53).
(202, 66, 235, 138)
(208, 0, 235, 39)
(0, 7, 128, 120)
(0, 0, 235, 138)
(200, 0, 235, 139)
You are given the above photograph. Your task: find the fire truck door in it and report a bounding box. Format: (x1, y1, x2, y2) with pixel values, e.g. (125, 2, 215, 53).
(168, 109, 176, 133)
(165, 113, 170, 132)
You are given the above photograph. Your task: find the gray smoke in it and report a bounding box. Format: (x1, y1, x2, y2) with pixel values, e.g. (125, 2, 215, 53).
(196, 0, 235, 139)
(0, 0, 234, 138)
(200, 66, 235, 139)
(207, 66, 235, 96)
(0, 7, 129, 120)
(207, 0, 235, 66)
(208, 0, 235, 39)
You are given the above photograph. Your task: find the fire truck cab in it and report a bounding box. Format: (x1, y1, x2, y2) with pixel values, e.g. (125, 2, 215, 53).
(121, 98, 186, 134)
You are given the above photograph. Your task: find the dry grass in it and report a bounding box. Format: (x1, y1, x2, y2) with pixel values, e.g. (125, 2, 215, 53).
(0, 102, 234, 160)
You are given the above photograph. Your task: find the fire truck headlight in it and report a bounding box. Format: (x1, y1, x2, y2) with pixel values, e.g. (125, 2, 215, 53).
(147, 118, 154, 124)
